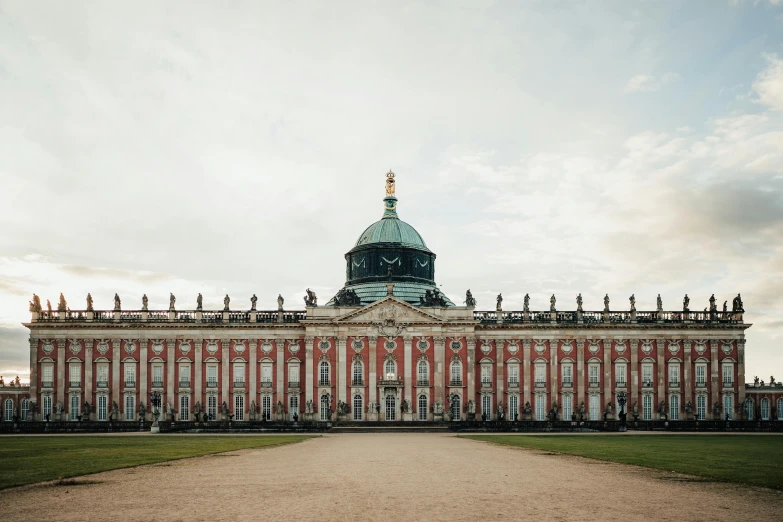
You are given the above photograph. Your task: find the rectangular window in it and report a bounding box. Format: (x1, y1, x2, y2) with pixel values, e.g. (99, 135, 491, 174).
(722, 364, 733, 385)
(482, 395, 491, 418)
(642, 364, 653, 386)
(69, 395, 79, 421)
(669, 394, 680, 421)
(696, 364, 706, 386)
(562, 364, 573, 386)
(535, 365, 546, 385)
(179, 365, 190, 386)
(234, 395, 244, 421)
(615, 364, 626, 385)
(562, 395, 573, 420)
(669, 365, 680, 386)
(508, 366, 519, 386)
(588, 365, 599, 386)
(179, 395, 189, 421)
(535, 394, 546, 421)
(152, 365, 163, 386)
(290, 395, 299, 420)
(257, 364, 271, 385)
(723, 395, 733, 420)
(481, 365, 492, 385)
(262, 396, 271, 421)
(287, 364, 297, 385)
(42, 365, 53, 386)
(418, 395, 428, 421)
(97, 364, 109, 387)
(643, 395, 652, 420)
(69, 364, 81, 386)
(207, 366, 218, 386)
(125, 395, 135, 421)
(697, 395, 706, 420)
(234, 363, 245, 386)
(207, 395, 217, 421)
(589, 395, 600, 420)
(43, 395, 52, 418)
(124, 364, 136, 386)
(97, 395, 107, 421)
(509, 395, 518, 420)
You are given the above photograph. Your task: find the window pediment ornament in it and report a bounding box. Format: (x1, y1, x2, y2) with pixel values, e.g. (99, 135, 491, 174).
(668, 341, 680, 355)
(233, 340, 246, 354)
(260, 341, 273, 355)
(42, 340, 54, 354)
(352, 339, 364, 352)
(69, 340, 81, 355)
(641, 340, 653, 355)
(416, 339, 429, 352)
(352, 353, 363, 363)
(588, 340, 600, 355)
(694, 340, 707, 355)
(179, 341, 191, 355)
(125, 341, 137, 355)
(535, 340, 547, 355)
(614, 340, 626, 355)
(507, 341, 519, 355)
(480, 340, 492, 355)
(560, 340, 572, 355)
(152, 340, 164, 355)
(722, 342, 732, 355)
(417, 353, 428, 362)
(206, 341, 219, 355)
(450, 353, 462, 363)
(96, 340, 108, 355)
(286, 340, 300, 355)
(318, 340, 331, 353)
(318, 353, 330, 362)
(384, 353, 398, 363)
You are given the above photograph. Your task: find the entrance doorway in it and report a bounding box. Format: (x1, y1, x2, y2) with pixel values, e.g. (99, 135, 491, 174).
(385, 395, 396, 421)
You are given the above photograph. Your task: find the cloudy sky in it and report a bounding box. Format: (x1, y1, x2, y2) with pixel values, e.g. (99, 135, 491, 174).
(1, 1, 782, 382)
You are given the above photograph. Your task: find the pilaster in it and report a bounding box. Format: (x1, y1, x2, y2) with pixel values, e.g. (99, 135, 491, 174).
(629, 339, 639, 409)
(603, 339, 611, 405)
(166, 339, 175, 411)
(496, 339, 505, 418)
(710, 338, 719, 419)
(576, 339, 585, 412)
(248, 339, 257, 404)
(276, 340, 285, 404)
(29, 337, 38, 419)
(683, 339, 692, 407)
(656, 338, 666, 419)
(112, 338, 121, 410)
(139, 338, 148, 411)
(523, 339, 532, 408)
(466, 337, 476, 411)
(305, 337, 315, 405)
(434, 336, 446, 406)
(338, 337, 347, 403)
(56, 338, 66, 409)
(550, 340, 558, 400)
(737, 338, 746, 411)
(403, 336, 412, 406)
(194, 338, 204, 407)
(368, 336, 377, 409)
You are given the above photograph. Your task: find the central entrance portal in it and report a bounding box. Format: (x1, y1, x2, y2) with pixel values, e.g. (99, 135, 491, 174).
(385, 395, 396, 421)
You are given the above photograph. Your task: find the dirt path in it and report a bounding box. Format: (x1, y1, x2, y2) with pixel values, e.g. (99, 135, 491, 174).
(0, 434, 780, 521)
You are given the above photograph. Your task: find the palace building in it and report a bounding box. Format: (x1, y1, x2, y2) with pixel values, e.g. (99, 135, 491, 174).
(8, 172, 783, 426)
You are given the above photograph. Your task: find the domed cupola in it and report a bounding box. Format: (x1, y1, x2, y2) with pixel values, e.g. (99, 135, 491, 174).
(326, 171, 454, 307)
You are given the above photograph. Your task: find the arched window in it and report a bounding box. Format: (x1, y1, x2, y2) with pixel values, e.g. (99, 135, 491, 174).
(319, 361, 330, 386)
(353, 395, 363, 421)
(20, 398, 29, 421)
(417, 361, 428, 385)
(418, 395, 427, 421)
(744, 398, 754, 420)
(450, 361, 462, 386)
(384, 359, 396, 379)
(352, 362, 363, 386)
(4, 399, 12, 421)
(450, 395, 461, 421)
(320, 394, 331, 421)
(385, 395, 396, 421)
(761, 398, 770, 420)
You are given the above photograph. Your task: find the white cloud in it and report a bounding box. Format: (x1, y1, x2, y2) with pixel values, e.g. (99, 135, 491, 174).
(624, 72, 680, 93)
(753, 54, 783, 110)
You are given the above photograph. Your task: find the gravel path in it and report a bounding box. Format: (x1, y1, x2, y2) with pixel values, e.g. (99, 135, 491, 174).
(0, 434, 780, 521)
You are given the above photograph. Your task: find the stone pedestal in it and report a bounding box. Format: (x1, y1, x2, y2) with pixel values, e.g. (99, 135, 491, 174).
(402, 412, 413, 422)
(433, 413, 444, 422)
(368, 412, 379, 421)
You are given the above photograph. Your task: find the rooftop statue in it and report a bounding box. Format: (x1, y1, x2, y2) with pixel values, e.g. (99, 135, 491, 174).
(420, 288, 447, 307)
(629, 294, 636, 312)
(709, 294, 716, 312)
(723, 300, 728, 313)
(142, 294, 148, 311)
(576, 293, 583, 312)
(277, 294, 284, 311)
(250, 294, 257, 311)
(58, 293, 67, 312)
(29, 294, 42, 313)
(732, 293, 744, 312)
(683, 294, 690, 312)
(496, 293, 503, 311)
(464, 289, 476, 308)
(333, 287, 360, 306)
(657, 294, 663, 312)
(550, 294, 556, 312)
(86, 293, 94, 312)
(385, 170, 396, 196)
(523, 293, 530, 313)
(169, 292, 176, 311)
(304, 288, 318, 307)
(114, 293, 121, 311)
(197, 293, 203, 311)
(46, 300, 52, 314)
(603, 294, 610, 312)
(223, 294, 230, 311)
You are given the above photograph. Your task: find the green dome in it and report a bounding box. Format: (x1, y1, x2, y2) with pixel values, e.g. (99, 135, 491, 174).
(354, 210, 430, 252)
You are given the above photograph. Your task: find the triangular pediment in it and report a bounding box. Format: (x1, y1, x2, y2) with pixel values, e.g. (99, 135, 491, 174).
(334, 296, 442, 324)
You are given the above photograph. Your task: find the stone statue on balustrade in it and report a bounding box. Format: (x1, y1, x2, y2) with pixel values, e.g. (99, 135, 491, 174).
(603, 294, 610, 312)
(86, 293, 94, 312)
(223, 294, 231, 311)
(464, 289, 476, 308)
(496, 293, 503, 311)
(732, 293, 744, 312)
(58, 293, 67, 312)
(709, 294, 717, 312)
(250, 294, 257, 311)
(576, 293, 583, 312)
(196, 293, 203, 311)
(277, 294, 284, 310)
(657, 294, 663, 312)
(29, 294, 42, 313)
(550, 294, 556, 312)
(683, 294, 690, 313)
(114, 293, 121, 311)
(46, 299, 53, 314)
(304, 288, 318, 307)
(333, 287, 361, 306)
(169, 293, 176, 311)
(524, 293, 530, 313)
(142, 294, 148, 311)
(629, 294, 636, 312)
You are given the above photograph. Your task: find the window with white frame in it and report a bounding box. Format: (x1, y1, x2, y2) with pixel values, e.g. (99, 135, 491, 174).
(42, 364, 53, 386)
(450, 395, 461, 421)
(152, 365, 163, 386)
(508, 365, 519, 386)
(320, 394, 330, 420)
(4, 399, 12, 421)
(588, 365, 599, 386)
(21, 398, 29, 421)
(722, 363, 733, 385)
(179, 365, 190, 386)
(615, 363, 626, 386)
(319, 361, 330, 385)
(124, 363, 136, 386)
(778, 398, 783, 420)
(744, 399, 754, 420)
(417, 361, 428, 385)
(761, 398, 769, 420)
(450, 361, 461, 385)
(509, 395, 518, 420)
(418, 395, 428, 421)
(669, 364, 680, 386)
(97, 395, 107, 421)
(723, 395, 733, 420)
(562, 395, 573, 420)
(481, 364, 492, 385)
(97, 364, 109, 386)
(536, 364, 546, 386)
(69, 364, 81, 386)
(262, 395, 271, 421)
(562, 364, 573, 386)
(697, 395, 706, 420)
(179, 395, 189, 421)
(352, 361, 363, 385)
(42, 395, 52, 418)
(289, 395, 298, 420)
(234, 395, 244, 421)
(642, 364, 653, 386)
(353, 395, 362, 420)
(669, 394, 680, 420)
(207, 395, 217, 420)
(69, 394, 79, 421)
(233, 363, 245, 386)
(125, 394, 135, 420)
(643, 395, 652, 420)
(206, 365, 218, 386)
(385, 359, 397, 380)
(589, 395, 600, 420)
(286, 364, 297, 386)
(482, 395, 491, 418)
(696, 364, 706, 386)
(535, 394, 546, 421)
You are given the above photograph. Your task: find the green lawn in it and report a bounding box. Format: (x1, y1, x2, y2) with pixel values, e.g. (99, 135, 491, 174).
(0, 435, 311, 490)
(463, 435, 783, 490)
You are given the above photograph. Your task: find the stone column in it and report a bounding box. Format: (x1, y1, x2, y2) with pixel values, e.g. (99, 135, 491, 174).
(84, 340, 93, 419)
(656, 339, 666, 419)
(166, 339, 175, 411)
(56, 338, 66, 410)
(523, 339, 532, 409)
(576, 339, 585, 413)
(683, 339, 692, 410)
(603, 339, 611, 411)
(338, 337, 348, 404)
(737, 338, 746, 414)
(194, 338, 204, 408)
(249, 339, 257, 408)
(305, 337, 314, 406)
(29, 337, 38, 419)
(710, 338, 719, 419)
(466, 337, 476, 413)
(139, 338, 148, 412)
(403, 336, 412, 408)
(112, 338, 122, 411)
(630, 339, 639, 409)
(434, 336, 446, 407)
(368, 336, 377, 411)
(276, 340, 285, 403)
(496, 339, 505, 418)
(550, 340, 558, 403)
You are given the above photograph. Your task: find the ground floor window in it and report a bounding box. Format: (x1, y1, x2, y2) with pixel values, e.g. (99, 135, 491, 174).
(643, 395, 652, 420)
(418, 395, 427, 421)
(179, 395, 189, 421)
(450, 396, 461, 421)
(262, 396, 271, 420)
(208, 395, 217, 421)
(589, 395, 599, 421)
(70, 394, 79, 421)
(353, 395, 362, 421)
(385, 395, 396, 421)
(482, 395, 491, 419)
(744, 399, 754, 420)
(20, 398, 29, 421)
(321, 394, 331, 421)
(778, 398, 783, 420)
(3, 399, 12, 421)
(697, 395, 706, 420)
(234, 395, 244, 421)
(562, 395, 572, 421)
(290, 395, 299, 421)
(42, 395, 52, 419)
(509, 395, 518, 421)
(761, 398, 769, 420)
(724, 395, 733, 420)
(125, 395, 135, 421)
(98, 395, 107, 421)
(536, 394, 546, 421)
(669, 395, 679, 421)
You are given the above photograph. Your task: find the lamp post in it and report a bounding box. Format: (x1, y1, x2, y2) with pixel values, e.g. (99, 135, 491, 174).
(150, 391, 161, 434)
(616, 391, 627, 432)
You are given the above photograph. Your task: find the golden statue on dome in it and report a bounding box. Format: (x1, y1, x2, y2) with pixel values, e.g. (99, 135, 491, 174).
(385, 170, 396, 196)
